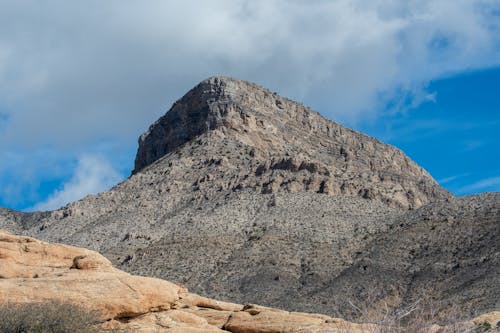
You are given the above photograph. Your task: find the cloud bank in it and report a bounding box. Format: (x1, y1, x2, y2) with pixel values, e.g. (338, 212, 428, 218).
(0, 0, 499, 148)
(30, 155, 121, 212)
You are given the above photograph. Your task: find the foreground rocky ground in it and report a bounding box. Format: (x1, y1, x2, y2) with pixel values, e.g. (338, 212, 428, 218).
(0, 229, 382, 332)
(1, 229, 498, 332)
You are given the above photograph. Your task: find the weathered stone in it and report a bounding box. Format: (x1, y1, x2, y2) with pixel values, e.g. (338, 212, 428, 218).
(0, 229, 397, 332)
(134, 76, 449, 209)
(0, 229, 181, 321)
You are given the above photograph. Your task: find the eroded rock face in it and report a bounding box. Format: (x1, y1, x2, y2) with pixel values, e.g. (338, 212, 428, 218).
(134, 76, 450, 209)
(0, 229, 181, 321)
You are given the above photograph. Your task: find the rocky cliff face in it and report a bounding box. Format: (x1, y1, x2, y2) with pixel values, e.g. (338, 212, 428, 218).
(134, 76, 450, 209)
(0, 77, 496, 322)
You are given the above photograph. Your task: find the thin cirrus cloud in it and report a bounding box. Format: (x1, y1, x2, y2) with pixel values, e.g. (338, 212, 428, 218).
(29, 155, 122, 212)
(438, 173, 472, 185)
(456, 176, 500, 195)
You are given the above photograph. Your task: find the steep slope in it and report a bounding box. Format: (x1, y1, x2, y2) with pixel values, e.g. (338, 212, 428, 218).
(310, 193, 500, 320)
(0, 207, 48, 234)
(133, 77, 449, 209)
(0, 77, 469, 318)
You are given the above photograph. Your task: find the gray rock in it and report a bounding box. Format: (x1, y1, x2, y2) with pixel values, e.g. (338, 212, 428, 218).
(133, 76, 449, 209)
(296, 193, 500, 321)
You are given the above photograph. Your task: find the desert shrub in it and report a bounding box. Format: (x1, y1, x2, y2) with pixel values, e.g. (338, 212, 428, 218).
(334, 285, 479, 332)
(0, 301, 100, 333)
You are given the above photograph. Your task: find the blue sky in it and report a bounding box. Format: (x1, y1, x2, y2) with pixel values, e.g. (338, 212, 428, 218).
(0, 1, 499, 211)
(360, 67, 500, 196)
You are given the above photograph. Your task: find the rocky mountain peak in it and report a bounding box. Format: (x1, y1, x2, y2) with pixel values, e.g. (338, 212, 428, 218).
(133, 76, 255, 173)
(133, 75, 330, 174)
(133, 76, 450, 209)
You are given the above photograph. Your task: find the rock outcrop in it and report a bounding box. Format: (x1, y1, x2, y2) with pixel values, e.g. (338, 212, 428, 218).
(0, 229, 379, 332)
(0, 229, 180, 321)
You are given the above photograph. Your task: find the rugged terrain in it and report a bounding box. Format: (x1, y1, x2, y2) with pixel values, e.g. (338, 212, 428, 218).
(1, 229, 498, 332)
(0, 229, 382, 332)
(303, 193, 500, 319)
(0, 77, 497, 322)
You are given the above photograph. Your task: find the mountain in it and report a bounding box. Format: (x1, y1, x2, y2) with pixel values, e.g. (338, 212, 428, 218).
(133, 77, 448, 209)
(0, 77, 497, 322)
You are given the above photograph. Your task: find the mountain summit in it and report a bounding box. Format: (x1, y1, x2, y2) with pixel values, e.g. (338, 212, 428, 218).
(134, 76, 449, 209)
(1, 77, 497, 321)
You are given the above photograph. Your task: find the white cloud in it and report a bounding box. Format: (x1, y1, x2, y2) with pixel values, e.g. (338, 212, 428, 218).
(438, 173, 472, 185)
(0, 0, 498, 149)
(457, 176, 500, 195)
(29, 155, 122, 212)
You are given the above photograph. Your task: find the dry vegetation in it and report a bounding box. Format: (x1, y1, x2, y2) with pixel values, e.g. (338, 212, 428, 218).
(335, 287, 496, 333)
(0, 301, 100, 333)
